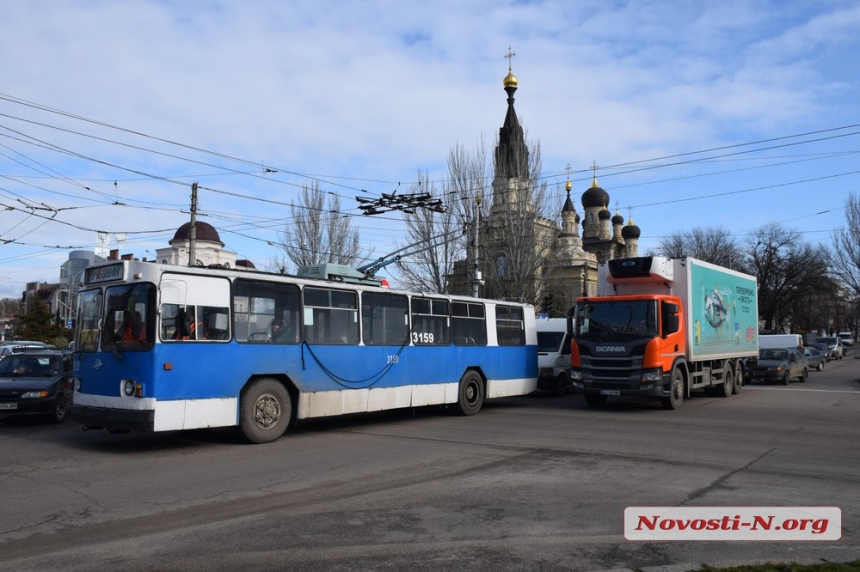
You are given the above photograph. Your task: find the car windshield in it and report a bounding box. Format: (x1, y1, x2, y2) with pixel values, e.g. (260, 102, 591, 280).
(760, 349, 788, 361)
(817, 337, 837, 345)
(0, 355, 58, 377)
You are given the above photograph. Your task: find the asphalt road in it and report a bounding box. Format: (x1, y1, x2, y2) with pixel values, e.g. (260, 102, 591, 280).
(1, 354, 859, 571)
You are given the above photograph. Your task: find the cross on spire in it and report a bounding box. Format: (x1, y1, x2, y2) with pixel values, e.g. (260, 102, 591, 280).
(505, 46, 516, 70)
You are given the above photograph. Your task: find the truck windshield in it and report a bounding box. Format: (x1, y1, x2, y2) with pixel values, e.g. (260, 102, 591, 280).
(575, 299, 658, 340)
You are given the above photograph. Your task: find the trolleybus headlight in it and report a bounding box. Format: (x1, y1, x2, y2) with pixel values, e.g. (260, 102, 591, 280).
(121, 379, 136, 397)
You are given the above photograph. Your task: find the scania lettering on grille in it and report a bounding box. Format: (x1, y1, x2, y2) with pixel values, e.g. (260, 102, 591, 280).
(595, 346, 626, 353)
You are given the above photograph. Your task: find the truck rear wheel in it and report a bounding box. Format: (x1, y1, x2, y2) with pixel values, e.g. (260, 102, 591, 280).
(715, 363, 733, 398)
(661, 368, 684, 410)
(732, 364, 743, 395)
(584, 393, 607, 407)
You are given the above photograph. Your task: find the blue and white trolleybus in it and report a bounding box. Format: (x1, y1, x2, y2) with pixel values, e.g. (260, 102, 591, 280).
(70, 260, 538, 443)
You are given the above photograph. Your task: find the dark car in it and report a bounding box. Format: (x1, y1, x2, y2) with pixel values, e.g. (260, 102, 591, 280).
(803, 347, 826, 372)
(0, 341, 56, 358)
(810, 342, 832, 362)
(745, 348, 808, 385)
(0, 350, 73, 423)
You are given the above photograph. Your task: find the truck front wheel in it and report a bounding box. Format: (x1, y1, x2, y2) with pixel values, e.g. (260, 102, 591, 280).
(661, 368, 684, 410)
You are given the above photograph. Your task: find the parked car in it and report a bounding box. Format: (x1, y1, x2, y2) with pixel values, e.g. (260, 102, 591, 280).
(0, 341, 55, 358)
(838, 332, 855, 347)
(0, 349, 72, 423)
(816, 336, 844, 360)
(810, 342, 832, 362)
(803, 347, 826, 372)
(745, 348, 808, 385)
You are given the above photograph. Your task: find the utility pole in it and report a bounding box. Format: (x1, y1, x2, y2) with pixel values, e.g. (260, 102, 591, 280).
(471, 194, 483, 298)
(189, 182, 198, 267)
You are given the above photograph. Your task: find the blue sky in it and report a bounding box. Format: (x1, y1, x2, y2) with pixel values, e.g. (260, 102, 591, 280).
(1, 0, 858, 300)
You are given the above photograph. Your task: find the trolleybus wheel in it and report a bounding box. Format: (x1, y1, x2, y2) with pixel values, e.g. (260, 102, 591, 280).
(454, 370, 484, 416)
(239, 378, 292, 444)
(661, 368, 684, 410)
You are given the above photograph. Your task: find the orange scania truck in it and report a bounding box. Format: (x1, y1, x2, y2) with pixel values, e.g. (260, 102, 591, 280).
(568, 256, 759, 409)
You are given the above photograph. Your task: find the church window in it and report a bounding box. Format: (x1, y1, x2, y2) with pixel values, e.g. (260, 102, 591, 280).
(496, 255, 508, 278)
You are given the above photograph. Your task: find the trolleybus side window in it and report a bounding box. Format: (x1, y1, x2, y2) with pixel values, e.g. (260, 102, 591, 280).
(103, 283, 155, 349)
(451, 301, 487, 346)
(411, 298, 451, 345)
(234, 279, 300, 344)
(303, 287, 359, 345)
(162, 304, 229, 341)
(496, 305, 526, 346)
(361, 291, 409, 346)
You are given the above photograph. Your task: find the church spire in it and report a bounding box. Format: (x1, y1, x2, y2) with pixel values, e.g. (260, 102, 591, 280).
(496, 46, 527, 180)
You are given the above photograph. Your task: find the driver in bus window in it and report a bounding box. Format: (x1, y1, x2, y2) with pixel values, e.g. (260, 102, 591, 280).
(120, 311, 147, 343)
(271, 319, 290, 343)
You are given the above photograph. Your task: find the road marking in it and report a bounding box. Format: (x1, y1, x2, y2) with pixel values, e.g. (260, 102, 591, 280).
(748, 387, 860, 394)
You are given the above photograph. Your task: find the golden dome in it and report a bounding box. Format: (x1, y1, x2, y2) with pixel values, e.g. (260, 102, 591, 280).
(503, 70, 518, 88)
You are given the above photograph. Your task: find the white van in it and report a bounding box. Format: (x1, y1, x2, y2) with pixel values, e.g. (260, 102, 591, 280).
(759, 334, 804, 350)
(838, 332, 854, 347)
(536, 318, 572, 396)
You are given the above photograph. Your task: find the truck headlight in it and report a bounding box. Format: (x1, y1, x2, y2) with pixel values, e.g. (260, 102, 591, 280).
(570, 369, 583, 382)
(641, 369, 663, 383)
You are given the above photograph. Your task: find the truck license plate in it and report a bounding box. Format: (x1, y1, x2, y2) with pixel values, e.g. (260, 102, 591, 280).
(0, 403, 17, 410)
(600, 390, 620, 396)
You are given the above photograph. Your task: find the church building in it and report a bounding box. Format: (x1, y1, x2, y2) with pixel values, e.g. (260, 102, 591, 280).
(453, 58, 642, 315)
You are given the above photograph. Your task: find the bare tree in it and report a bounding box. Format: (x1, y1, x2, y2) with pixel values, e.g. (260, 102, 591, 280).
(481, 133, 553, 303)
(270, 181, 364, 273)
(746, 223, 830, 333)
(652, 225, 745, 271)
(395, 171, 461, 293)
(829, 192, 860, 296)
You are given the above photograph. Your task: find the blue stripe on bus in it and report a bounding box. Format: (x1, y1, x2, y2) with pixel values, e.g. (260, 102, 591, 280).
(76, 343, 537, 401)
